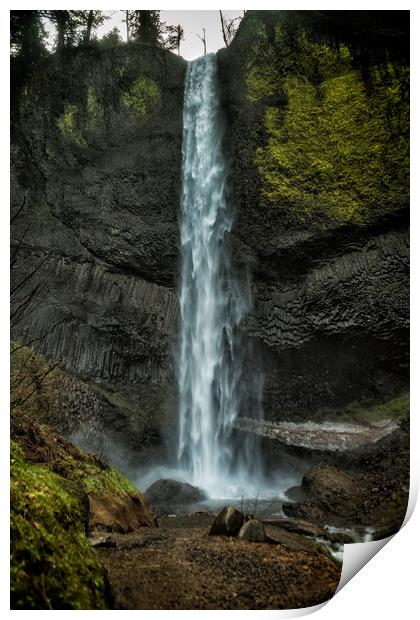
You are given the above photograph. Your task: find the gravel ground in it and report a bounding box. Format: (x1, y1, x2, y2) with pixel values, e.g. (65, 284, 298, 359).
(97, 514, 341, 610)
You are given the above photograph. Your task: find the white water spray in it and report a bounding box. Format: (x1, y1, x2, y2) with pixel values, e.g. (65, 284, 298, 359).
(177, 54, 262, 498)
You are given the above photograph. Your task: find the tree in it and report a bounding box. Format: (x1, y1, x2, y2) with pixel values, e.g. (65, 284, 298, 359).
(75, 10, 107, 45)
(128, 10, 163, 46)
(164, 24, 184, 55)
(10, 11, 46, 60)
(219, 11, 241, 46)
(196, 28, 207, 55)
(43, 11, 76, 51)
(99, 27, 123, 49)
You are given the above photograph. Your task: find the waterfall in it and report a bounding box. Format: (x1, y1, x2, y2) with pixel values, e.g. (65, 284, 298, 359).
(177, 54, 262, 498)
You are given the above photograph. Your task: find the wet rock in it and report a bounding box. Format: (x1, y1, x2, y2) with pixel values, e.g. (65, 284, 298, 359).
(264, 526, 333, 558)
(209, 505, 244, 536)
(238, 519, 267, 543)
(145, 479, 207, 506)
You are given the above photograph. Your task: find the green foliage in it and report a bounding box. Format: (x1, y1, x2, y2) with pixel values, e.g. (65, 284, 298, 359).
(10, 10, 46, 60)
(122, 77, 160, 120)
(245, 19, 409, 225)
(57, 103, 85, 144)
(99, 26, 123, 49)
(128, 10, 163, 45)
(10, 442, 108, 610)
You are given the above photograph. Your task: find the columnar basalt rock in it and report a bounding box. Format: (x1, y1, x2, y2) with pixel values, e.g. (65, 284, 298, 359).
(218, 10, 409, 421)
(11, 45, 187, 457)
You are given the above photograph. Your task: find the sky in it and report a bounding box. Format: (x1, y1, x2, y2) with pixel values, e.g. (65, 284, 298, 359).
(44, 10, 245, 61)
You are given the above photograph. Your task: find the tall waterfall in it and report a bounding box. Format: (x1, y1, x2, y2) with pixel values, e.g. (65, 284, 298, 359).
(177, 54, 262, 498)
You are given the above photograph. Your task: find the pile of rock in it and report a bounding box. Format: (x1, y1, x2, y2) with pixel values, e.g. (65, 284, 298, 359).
(209, 505, 267, 542)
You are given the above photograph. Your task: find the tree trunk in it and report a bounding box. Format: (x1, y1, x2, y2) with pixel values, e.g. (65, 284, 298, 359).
(219, 11, 228, 46)
(84, 10, 94, 44)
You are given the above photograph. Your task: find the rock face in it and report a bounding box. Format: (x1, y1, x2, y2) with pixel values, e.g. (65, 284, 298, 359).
(11, 45, 187, 457)
(209, 505, 245, 537)
(238, 518, 267, 543)
(218, 11, 409, 421)
(145, 479, 207, 506)
(11, 13, 409, 462)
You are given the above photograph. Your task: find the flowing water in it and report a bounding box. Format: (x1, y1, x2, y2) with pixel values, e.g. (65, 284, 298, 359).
(176, 54, 264, 498)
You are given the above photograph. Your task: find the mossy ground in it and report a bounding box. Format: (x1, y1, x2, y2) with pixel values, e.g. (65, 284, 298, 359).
(10, 344, 151, 609)
(10, 441, 109, 609)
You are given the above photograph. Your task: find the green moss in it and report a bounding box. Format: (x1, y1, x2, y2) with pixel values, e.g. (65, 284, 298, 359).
(57, 104, 85, 144)
(10, 442, 108, 610)
(122, 76, 160, 120)
(245, 18, 409, 225)
(83, 467, 137, 497)
(341, 392, 409, 425)
(86, 86, 103, 130)
(255, 64, 408, 224)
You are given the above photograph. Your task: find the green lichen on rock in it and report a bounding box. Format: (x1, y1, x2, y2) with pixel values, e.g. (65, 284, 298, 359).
(122, 76, 160, 120)
(10, 441, 108, 610)
(57, 103, 85, 144)
(340, 392, 409, 425)
(244, 15, 409, 225)
(86, 85, 103, 131)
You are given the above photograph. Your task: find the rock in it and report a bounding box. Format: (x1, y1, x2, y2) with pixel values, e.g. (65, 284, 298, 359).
(11, 45, 187, 459)
(88, 533, 117, 548)
(88, 492, 157, 534)
(285, 485, 307, 502)
(282, 463, 368, 526)
(209, 505, 244, 536)
(302, 463, 365, 513)
(264, 526, 332, 557)
(238, 519, 267, 543)
(218, 11, 408, 424)
(145, 479, 207, 506)
(262, 517, 324, 539)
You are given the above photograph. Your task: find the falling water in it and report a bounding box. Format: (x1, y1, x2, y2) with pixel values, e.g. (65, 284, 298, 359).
(177, 54, 262, 498)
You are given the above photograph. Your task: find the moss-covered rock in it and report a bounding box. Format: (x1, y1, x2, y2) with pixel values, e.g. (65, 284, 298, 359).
(10, 408, 156, 609)
(10, 441, 109, 609)
(239, 12, 410, 225)
(122, 76, 161, 121)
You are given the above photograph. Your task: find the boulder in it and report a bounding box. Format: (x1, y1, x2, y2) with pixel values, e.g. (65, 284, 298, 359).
(285, 485, 308, 502)
(238, 519, 267, 543)
(302, 463, 365, 512)
(283, 463, 367, 526)
(209, 505, 244, 536)
(145, 479, 207, 506)
(88, 492, 156, 533)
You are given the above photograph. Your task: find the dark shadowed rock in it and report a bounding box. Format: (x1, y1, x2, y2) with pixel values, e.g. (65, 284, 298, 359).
(285, 485, 308, 502)
(283, 463, 366, 526)
(302, 463, 365, 511)
(209, 505, 244, 536)
(145, 479, 207, 506)
(238, 518, 267, 543)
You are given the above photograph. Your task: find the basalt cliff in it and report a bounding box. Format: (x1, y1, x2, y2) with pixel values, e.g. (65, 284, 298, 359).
(11, 11, 409, 465)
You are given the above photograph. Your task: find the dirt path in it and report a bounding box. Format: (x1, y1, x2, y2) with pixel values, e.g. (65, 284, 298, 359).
(97, 515, 341, 610)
